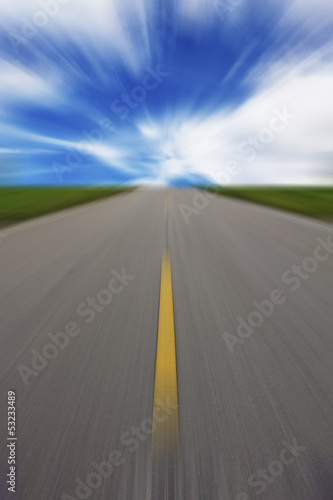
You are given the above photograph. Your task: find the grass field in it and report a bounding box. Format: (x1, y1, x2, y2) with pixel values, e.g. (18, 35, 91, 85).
(0, 186, 132, 226)
(205, 187, 333, 221)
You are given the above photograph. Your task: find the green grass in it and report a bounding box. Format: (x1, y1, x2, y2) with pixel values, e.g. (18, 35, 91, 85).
(205, 186, 333, 221)
(0, 186, 132, 225)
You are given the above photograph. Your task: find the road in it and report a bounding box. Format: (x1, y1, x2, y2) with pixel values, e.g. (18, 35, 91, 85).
(1, 189, 333, 499)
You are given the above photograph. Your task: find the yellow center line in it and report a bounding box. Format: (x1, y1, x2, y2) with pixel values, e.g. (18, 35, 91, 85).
(164, 196, 168, 219)
(152, 250, 179, 456)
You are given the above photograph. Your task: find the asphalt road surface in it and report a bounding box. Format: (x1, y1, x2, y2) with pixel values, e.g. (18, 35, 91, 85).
(1, 189, 333, 499)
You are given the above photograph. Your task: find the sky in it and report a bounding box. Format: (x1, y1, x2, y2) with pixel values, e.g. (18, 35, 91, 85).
(0, 0, 333, 186)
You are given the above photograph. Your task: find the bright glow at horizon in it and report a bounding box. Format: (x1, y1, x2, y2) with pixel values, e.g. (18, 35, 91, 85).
(0, 0, 333, 185)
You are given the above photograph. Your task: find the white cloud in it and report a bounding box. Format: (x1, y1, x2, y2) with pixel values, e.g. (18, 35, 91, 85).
(0, 61, 54, 101)
(1, 0, 332, 185)
(1, 0, 153, 76)
(136, 47, 333, 184)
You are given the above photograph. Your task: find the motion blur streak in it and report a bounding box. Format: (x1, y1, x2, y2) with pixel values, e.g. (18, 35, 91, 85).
(1, 190, 333, 499)
(1, 0, 333, 499)
(0, 0, 333, 185)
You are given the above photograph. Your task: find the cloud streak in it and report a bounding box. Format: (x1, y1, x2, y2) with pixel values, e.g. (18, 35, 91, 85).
(0, 0, 333, 185)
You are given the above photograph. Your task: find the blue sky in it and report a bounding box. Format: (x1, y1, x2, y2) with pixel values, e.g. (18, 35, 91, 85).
(0, 0, 333, 186)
